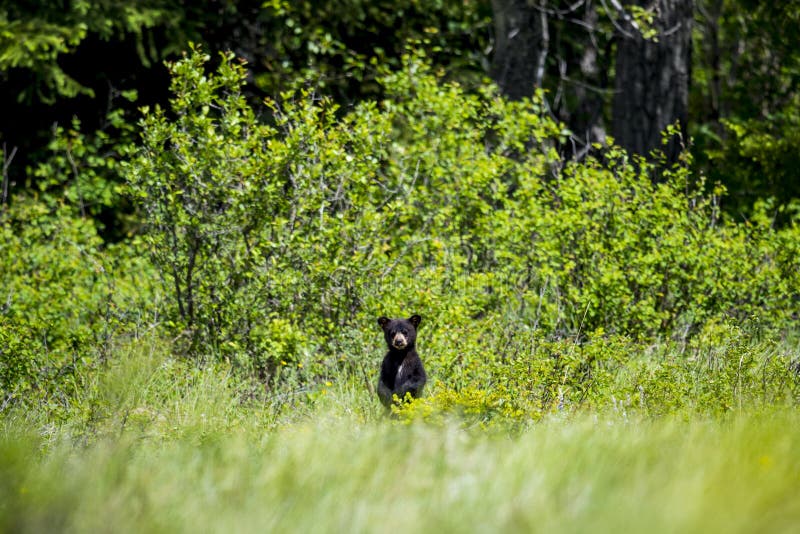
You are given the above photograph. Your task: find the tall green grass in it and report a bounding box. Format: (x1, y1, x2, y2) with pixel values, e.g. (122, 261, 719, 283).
(2, 336, 799, 533)
(3, 409, 800, 533)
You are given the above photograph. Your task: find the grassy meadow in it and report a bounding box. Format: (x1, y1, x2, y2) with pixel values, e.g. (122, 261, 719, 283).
(3, 333, 800, 533)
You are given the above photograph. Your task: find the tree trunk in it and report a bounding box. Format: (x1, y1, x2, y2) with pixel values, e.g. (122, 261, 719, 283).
(490, 0, 549, 100)
(611, 0, 693, 164)
(565, 4, 609, 159)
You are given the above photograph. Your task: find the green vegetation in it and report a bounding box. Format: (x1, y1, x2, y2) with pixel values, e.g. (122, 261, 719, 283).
(2, 32, 800, 533)
(2, 337, 799, 533)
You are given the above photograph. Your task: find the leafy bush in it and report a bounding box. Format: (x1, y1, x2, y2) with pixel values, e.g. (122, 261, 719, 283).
(0, 195, 156, 415)
(125, 48, 800, 392)
(705, 101, 800, 222)
(31, 90, 139, 238)
(126, 48, 383, 374)
(13, 45, 795, 416)
(395, 320, 800, 426)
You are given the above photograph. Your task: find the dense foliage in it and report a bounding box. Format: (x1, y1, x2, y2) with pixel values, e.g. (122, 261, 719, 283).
(127, 50, 799, 347)
(3, 49, 798, 421)
(5, 1, 800, 223)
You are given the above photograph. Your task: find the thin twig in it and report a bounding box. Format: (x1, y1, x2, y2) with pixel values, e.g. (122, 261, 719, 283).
(65, 144, 87, 218)
(600, 0, 638, 39)
(535, 5, 550, 88)
(0, 393, 12, 413)
(569, 301, 592, 356)
(2, 143, 17, 212)
(531, 0, 586, 17)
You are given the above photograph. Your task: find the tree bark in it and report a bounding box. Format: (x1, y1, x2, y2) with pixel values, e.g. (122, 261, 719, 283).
(611, 0, 693, 164)
(490, 0, 549, 100)
(565, 4, 609, 159)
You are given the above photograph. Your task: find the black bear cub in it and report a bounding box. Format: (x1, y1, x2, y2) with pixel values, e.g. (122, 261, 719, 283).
(377, 314, 427, 408)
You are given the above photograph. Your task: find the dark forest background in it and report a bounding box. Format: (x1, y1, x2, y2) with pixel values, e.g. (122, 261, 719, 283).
(4, 0, 800, 233)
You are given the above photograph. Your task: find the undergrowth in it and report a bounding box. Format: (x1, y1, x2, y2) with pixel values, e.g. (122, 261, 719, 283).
(2, 338, 799, 533)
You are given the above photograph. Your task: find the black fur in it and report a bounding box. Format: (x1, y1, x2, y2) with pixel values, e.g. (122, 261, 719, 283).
(376, 314, 426, 408)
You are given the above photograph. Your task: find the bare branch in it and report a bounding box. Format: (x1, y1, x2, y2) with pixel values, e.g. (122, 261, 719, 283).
(600, 0, 639, 38)
(2, 143, 17, 212)
(65, 144, 87, 218)
(531, 0, 586, 17)
(535, 4, 550, 87)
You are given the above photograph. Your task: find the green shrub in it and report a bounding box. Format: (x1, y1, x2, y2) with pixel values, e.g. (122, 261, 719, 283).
(0, 195, 157, 415)
(126, 47, 384, 373)
(31, 90, 138, 231)
(395, 321, 800, 426)
(125, 47, 799, 392)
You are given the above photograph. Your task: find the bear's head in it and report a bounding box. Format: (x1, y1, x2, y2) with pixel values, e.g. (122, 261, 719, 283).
(377, 314, 421, 351)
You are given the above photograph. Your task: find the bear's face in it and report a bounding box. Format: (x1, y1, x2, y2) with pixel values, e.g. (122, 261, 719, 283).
(377, 314, 421, 351)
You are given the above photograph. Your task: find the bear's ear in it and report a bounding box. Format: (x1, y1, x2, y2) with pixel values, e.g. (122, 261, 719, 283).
(409, 314, 421, 328)
(377, 316, 390, 329)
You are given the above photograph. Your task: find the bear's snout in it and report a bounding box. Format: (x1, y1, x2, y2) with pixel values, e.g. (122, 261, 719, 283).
(391, 333, 408, 349)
